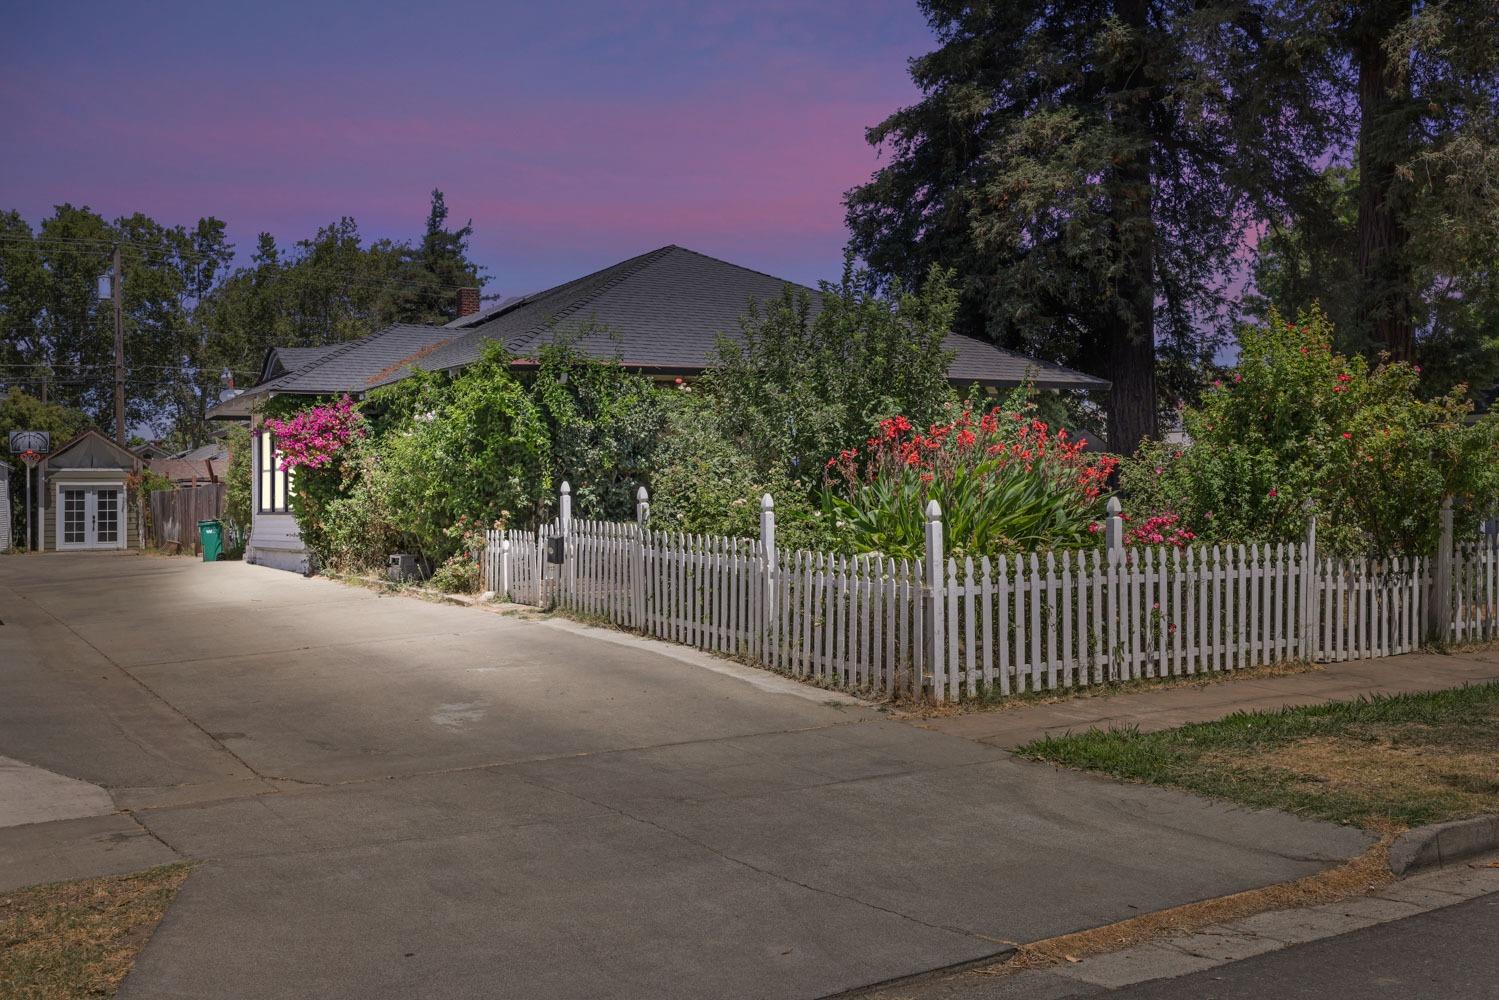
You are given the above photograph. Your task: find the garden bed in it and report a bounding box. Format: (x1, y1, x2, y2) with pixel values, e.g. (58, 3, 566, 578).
(1016, 682, 1499, 830)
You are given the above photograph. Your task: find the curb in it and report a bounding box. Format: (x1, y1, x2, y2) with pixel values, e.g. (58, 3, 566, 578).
(1388, 814, 1499, 877)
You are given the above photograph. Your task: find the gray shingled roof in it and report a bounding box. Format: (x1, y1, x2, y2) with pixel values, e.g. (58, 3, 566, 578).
(260, 325, 457, 396)
(389, 245, 1107, 391)
(212, 245, 1107, 418)
(270, 345, 341, 373)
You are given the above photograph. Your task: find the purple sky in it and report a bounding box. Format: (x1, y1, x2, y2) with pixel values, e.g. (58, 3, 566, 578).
(2, 1, 933, 296)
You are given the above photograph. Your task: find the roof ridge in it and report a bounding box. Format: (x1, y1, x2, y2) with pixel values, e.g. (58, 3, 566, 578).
(506, 246, 678, 355)
(665, 245, 819, 297)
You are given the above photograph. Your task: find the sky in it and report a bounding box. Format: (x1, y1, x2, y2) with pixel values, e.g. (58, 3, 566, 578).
(1, 0, 934, 298)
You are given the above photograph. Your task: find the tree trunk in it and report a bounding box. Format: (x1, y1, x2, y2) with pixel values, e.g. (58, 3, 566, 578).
(1106, 0, 1159, 456)
(1355, 2, 1415, 361)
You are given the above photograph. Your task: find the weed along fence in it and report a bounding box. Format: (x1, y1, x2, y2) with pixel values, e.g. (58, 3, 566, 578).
(483, 486, 1494, 702)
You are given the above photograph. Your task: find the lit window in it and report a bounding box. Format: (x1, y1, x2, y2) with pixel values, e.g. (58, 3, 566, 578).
(256, 431, 293, 514)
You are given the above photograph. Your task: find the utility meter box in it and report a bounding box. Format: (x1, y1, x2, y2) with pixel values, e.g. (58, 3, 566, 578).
(388, 552, 422, 582)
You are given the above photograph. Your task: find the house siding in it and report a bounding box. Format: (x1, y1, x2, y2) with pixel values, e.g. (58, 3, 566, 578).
(247, 418, 310, 574)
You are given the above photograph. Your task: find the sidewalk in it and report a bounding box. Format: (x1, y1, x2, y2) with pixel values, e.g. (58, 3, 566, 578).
(907, 649, 1499, 748)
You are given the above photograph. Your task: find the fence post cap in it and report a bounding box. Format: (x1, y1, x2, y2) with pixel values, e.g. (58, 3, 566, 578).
(761, 493, 774, 511)
(925, 498, 942, 520)
(1106, 497, 1122, 516)
(560, 480, 571, 495)
(636, 485, 649, 502)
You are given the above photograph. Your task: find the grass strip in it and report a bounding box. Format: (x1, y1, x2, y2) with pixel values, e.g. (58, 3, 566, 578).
(1016, 681, 1499, 829)
(0, 864, 191, 999)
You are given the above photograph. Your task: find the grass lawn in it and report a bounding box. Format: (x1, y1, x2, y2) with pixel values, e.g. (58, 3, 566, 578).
(1016, 681, 1499, 830)
(0, 864, 190, 999)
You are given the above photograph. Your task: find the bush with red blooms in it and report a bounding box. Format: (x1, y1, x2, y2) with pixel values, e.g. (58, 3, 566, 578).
(1124, 306, 1499, 557)
(821, 394, 1118, 558)
(1126, 512, 1196, 548)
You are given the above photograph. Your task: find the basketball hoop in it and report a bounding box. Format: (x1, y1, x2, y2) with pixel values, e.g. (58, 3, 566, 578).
(18, 450, 41, 468)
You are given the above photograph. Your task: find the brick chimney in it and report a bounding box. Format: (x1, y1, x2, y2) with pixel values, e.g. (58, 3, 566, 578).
(457, 287, 481, 318)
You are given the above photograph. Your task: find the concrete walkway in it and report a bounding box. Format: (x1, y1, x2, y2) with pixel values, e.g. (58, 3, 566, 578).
(911, 652, 1499, 749)
(0, 553, 1395, 1000)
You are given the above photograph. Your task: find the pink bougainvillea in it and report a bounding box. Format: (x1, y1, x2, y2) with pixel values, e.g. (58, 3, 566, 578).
(264, 395, 365, 471)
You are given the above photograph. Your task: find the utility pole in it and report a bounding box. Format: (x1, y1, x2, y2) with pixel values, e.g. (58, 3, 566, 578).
(112, 247, 125, 445)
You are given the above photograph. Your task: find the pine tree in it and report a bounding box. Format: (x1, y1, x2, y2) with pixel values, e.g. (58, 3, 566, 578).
(388, 189, 486, 325)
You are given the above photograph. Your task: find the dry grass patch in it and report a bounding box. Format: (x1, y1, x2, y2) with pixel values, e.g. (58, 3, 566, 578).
(1000, 830, 1398, 972)
(0, 864, 190, 999)
(1017, 681, 1499, 829)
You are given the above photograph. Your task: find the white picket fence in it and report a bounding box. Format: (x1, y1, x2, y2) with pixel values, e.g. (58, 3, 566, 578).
(481, 485, 1496, 702)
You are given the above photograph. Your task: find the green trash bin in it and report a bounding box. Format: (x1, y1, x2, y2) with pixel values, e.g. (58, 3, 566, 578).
(198, 520, 223, 562)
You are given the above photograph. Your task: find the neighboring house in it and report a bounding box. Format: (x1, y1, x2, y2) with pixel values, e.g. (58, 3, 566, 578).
(148, 439, 231, 487)
(132, 441, 172, 461)
(35, 429, 142, 552)
(209, 245, 1110, 573)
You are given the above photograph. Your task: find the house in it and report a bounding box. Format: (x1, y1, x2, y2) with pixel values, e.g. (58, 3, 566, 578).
(132, 441, 172, 461)
(210, 245, 1110, 573)
(34, 429, 142, 551)
(148, 439, 231, 487)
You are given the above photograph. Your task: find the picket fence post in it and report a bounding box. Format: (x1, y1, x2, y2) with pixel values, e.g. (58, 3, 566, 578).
(634, 486, 650, 630)
(1302, 516, 1318, 660)
(500, 535, 511, 600)
(759, 494, 776, 657)
(923, 499, 945, 703)
(558, 480, 573, 601)
(1104, 496, 1124, 552)
(1428, 495, 1454, 644)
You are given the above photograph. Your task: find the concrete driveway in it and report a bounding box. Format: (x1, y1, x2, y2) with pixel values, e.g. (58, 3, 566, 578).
(0, 553, 1371, 999)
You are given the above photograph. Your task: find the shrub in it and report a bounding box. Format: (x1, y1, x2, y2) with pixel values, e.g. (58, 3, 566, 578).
(127, 468, 175, 549)
(428, 553, 481, 593)
(821, 390, 1118, 559)
(222, 425, 252, 556)
(1123, 307, 1499, 556)
(366, 343, 549, 559)
(646, 390, 824, 549)
(530, 334, 666, 520)
(707, 258, 959, 483)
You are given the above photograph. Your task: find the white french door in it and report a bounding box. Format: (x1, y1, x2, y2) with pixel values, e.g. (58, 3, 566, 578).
(57, 486, 125, 550)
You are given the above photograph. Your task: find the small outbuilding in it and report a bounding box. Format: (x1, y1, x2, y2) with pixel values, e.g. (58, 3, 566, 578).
(37, 429, 142, 551)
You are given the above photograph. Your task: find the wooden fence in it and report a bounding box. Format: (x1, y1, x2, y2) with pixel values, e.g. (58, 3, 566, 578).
(148, 484, 226, 554)
(482, 485, 1493, 702)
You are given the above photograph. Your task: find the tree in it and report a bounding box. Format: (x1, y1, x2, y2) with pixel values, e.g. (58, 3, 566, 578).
(197, 193, 489, 443)
(0, 204, 233, 435)
(707, 258, 958, 481)
(386, 190, 486, 325)
(1251, 3, 1499, 377)
(845, 2, 1333, 455)
(0, 389, 88, 546)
